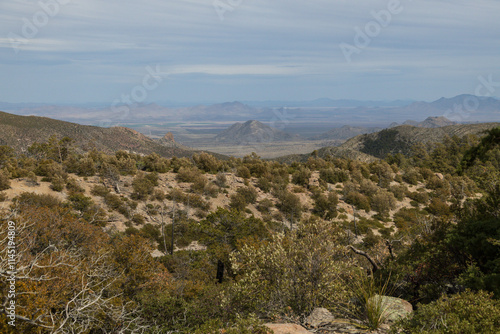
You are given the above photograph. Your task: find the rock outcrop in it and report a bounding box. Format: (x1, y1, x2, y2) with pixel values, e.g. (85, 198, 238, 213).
(304, 308, 335, 328)
(264, 323, 310, 334)
(367, 295, 413, 322)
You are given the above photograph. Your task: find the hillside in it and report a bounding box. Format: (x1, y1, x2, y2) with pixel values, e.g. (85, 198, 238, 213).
(278, 122, 500, 162)
(390, 116, 457, 128)
(0, 110, 197, 157)
(1, 127, 499, 333)
(312, 125, 382, 140)
(214, 120, 299, 144)
(343, 122, 500, 158)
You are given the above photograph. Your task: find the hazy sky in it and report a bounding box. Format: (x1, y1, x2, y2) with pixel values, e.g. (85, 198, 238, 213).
(1, 0, 499, 104)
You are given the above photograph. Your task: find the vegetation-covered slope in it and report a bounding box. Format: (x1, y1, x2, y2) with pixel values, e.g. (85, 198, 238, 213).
(0, 110, 197, 158)
(0, 126, 499, 333)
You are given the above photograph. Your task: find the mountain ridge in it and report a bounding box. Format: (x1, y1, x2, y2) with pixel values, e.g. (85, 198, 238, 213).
(0, 110, 210, 158)
(215, 120, 300, 144)
(276, 122, 500, 163)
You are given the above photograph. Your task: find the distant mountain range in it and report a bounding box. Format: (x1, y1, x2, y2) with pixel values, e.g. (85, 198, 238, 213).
(242, 98, 414, 108)
(1, 109, 499, 164)
(387, 95, 500, 123)
(2, 94, 499, 128)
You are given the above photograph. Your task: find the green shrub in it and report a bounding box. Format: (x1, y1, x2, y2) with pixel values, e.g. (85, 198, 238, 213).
(215, 172, 227, 188)
(256, 176, 272, 193)
(131, 213, 146, 225)
(291, 167, 311, 187)
(50, 176, 65, 192)
(408, 191, 429, 204)
(370, 190, 397, 216)
(389, 184, 408, 201)
(142, 153, 170, 173)
(131, 172, 157, 200)
(202, 181, 219, 198)
(0, 169, 11, 191)
(66, 177, 85, 194)
(393, 290, 500, 334)
(359, 179, 379, 197)
(231, 218, 353, 317)
(151, 189, 166, 201)
(177, 167, 203, 183)
(237, 186, 258, 204)
(402, 167, 422, 185)
(91, 184, 110, 197)
(319, 167, 349, 184)
(312, 191, 338, 219)
(193, 152, 221, 173)
(426, 198, 451, 216)
(167, 188, 210, 211)
(67, 193, 94, 212)
(230, 193, 247, 211)
(274, 189, 302, 220)
(140, 223, 161, 243)
(256, 198, 274, 213)
(34, 159, 67, 181)
(236, 166, 251, 179)
(104, 193, 131, 217)
(77, 157, 96, 176)
(13, 192, 61, 208)
(345, 191, 371, 212)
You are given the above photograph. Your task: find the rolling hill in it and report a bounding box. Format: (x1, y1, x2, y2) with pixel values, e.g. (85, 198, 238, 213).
(214, 120, 300, 144)
(0, 110, 199, 157)
(277, 122, 500, 163)
(342, 122, 500, 158)
(312, 125, 383, 140)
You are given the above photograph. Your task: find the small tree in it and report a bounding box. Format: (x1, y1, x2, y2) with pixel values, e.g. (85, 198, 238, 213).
(0, 169, 10, 191)
(230, 217, 353, 316)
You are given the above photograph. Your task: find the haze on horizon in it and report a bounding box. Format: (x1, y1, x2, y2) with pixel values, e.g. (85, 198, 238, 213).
(1, 0, 499, 105)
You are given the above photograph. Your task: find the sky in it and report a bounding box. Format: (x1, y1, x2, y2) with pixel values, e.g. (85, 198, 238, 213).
(0, 0, 499, 104)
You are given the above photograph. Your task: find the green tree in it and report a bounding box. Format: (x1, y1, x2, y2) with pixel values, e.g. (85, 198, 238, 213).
(230, 217, 353, 316)
(199, 209, 269, 282)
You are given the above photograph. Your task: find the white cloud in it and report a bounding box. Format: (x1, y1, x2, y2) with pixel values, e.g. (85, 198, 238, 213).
(169, 64, 305, 76)
(0, 0, 499, 102)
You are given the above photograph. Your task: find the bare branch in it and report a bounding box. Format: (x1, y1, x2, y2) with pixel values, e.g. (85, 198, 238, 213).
(348, 245, 381, 273)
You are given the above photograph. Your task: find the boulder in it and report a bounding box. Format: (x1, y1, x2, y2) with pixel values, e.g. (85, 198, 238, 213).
(367, 295, 413, 322)
(264, 323, 311, 334)
(304, 308, 335, 328)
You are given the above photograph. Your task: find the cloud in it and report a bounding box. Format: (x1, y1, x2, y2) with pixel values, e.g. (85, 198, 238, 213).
(169, 64, 305, 76)
(0, 0, 499, 103)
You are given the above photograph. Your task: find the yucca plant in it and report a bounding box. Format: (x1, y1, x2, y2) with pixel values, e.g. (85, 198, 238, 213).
(344, 270, 395, 330)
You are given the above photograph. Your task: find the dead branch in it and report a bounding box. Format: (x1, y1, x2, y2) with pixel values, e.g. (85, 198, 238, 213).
(348, 245, 381, 273)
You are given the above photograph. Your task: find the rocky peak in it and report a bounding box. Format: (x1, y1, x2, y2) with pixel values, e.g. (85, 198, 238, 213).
(162, 132, 175, 142)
